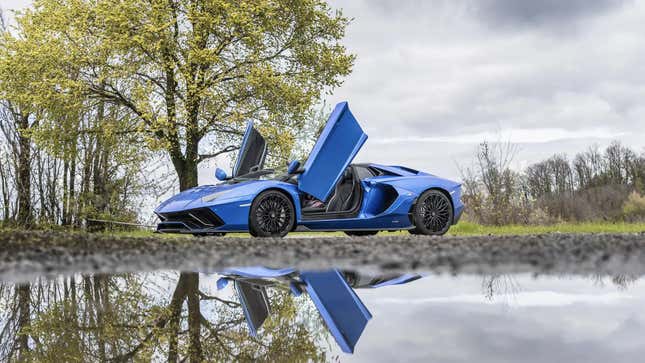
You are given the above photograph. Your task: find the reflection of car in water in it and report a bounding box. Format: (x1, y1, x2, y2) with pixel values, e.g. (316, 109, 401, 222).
(216, 267, 423, 353)
(155, 102, 464, 237)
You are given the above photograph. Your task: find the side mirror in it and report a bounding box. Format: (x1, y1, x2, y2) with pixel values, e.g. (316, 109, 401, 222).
(215, 168, 228, 181)
(287, 160, 301, 174)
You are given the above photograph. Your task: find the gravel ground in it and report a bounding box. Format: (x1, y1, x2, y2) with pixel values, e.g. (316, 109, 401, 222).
(2, 231, 645, 283)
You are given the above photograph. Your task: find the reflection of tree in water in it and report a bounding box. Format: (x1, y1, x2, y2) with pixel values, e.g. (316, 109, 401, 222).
(0, 272, 329, 362)
(0, 283, 32, 361)
(590, 274, 639, 291)
(481, 274, 522, 304)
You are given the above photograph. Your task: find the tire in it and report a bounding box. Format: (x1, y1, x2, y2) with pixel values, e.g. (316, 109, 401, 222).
(344, 231, 378, 237)
(249, 190, 295, 237)
(409, 189, 453, 236)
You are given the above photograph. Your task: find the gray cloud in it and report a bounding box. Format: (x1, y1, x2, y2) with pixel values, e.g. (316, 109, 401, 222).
(366, 0, 632, 31)
(473, 0, 631, 29)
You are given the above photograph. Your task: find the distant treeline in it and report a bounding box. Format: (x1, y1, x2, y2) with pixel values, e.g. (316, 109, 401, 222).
(461, 141, 645, 225)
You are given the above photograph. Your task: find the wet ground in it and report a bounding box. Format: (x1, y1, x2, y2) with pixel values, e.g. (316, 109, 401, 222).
(3, 231, 645, 282)
(2, 231, 645, 361)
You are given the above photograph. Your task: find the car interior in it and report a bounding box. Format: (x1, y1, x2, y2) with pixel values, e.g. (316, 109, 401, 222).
(300, 165, 379, 220)
(227, 159, 380, 220)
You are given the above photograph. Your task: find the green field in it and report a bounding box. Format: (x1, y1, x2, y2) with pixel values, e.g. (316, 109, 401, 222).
(446, 221, 645, 236)
(106, 221, 645, 238)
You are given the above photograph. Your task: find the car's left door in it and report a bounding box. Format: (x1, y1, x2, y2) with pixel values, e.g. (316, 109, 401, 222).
(233, 121, 267, 177)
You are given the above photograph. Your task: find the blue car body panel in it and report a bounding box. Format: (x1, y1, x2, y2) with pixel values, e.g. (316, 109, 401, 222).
(298, 102, 368, 201)
(300, 270, 372, 353)
(154, 101, 463, 234)
(220, 267, 422, 354)
(156, 180, 302, 232)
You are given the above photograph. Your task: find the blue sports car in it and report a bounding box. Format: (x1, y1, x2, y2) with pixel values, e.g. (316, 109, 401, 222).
(155, 102, 463, 237)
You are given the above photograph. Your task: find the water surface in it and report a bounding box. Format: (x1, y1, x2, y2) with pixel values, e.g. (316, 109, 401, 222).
(1, 269, 643, 362)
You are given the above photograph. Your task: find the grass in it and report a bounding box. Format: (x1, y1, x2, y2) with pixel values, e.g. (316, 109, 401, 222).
(103, 221, 645, 238)
(446, 221, 645, 236)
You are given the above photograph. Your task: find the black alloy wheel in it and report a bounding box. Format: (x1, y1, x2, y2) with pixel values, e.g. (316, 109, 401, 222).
(249, 190, 295, 237)
(409, 189, 453, 236)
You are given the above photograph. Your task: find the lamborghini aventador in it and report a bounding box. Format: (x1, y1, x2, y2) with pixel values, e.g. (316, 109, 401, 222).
(154, 102, 464, 237)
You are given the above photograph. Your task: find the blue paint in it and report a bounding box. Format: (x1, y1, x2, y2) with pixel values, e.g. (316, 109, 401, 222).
(298, 102, 368, 201)
(287, 160, 300, 174)
(221, 267, 423, 354)
(215, 168, 227, 181)
(300, 270, 372, 353)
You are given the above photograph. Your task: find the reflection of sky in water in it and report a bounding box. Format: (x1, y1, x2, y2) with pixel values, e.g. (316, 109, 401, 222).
(2, 272, 645, 362)
(344, 274, 645, 362)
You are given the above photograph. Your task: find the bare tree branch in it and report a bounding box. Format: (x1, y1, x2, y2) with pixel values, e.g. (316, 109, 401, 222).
(198, 145, 238, 163)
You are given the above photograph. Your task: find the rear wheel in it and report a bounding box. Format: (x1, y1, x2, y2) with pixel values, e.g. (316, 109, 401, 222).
(409, 189, 453, 236)
(249, 190, 295, 237)
(344, 231, 378, 237)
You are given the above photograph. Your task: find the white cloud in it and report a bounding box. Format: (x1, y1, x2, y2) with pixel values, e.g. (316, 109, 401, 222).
(373, 127, 627, 145)
(374, 291, 633, 307)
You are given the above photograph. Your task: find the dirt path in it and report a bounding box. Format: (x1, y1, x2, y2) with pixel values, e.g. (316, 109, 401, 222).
(2, 230, 645, 282)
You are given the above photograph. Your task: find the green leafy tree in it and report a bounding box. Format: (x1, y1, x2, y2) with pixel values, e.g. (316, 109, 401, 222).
(14, 0, 354, 190)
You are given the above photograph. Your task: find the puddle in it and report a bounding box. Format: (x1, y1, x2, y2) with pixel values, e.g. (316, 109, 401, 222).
(1, 269, 643, 362)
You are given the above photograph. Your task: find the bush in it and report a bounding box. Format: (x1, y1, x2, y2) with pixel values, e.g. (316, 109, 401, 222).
(623, 191, 645, 222)
(527, 207, 558, 225)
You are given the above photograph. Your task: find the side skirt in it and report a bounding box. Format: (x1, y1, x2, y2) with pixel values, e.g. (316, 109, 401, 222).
(294, 225, 413, 232)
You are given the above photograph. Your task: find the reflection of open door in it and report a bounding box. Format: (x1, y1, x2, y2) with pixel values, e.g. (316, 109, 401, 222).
(298, 102, 368, 201)
(235, 281, 270, 337)
(233, 121, 267, 177)
(300, 269, 372, 353)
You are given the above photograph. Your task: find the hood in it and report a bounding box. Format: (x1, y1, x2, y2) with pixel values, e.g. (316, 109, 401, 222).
(155, 181, 259, 213)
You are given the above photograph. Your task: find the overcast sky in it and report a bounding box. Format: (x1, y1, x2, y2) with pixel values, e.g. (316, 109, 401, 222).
(323, 0, 645, 178)
(4, 0, 645, 181)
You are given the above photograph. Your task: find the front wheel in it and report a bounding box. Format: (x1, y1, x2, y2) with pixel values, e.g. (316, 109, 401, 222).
(249, 190, 295, 237)
(409, 189, 453, 236)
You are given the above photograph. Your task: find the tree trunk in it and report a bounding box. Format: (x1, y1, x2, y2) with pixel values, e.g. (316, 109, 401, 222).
(186, 273, 202, 362)
(0, 158, 10, 222)
(66, 146, 77, 226)
(177, 159, 198, 192)
(15, 284, 31, 359)
(16, 113, 32, 227)
(167, 272, 189, 362)
(80, 136, 94, 228)
(88, 100, 106, 232)
(62, 158, 69, 225)
(170, 139, 199, 192)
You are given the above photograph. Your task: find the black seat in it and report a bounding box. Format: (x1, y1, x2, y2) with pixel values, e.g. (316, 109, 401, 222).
(326, 169, 356, 213)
